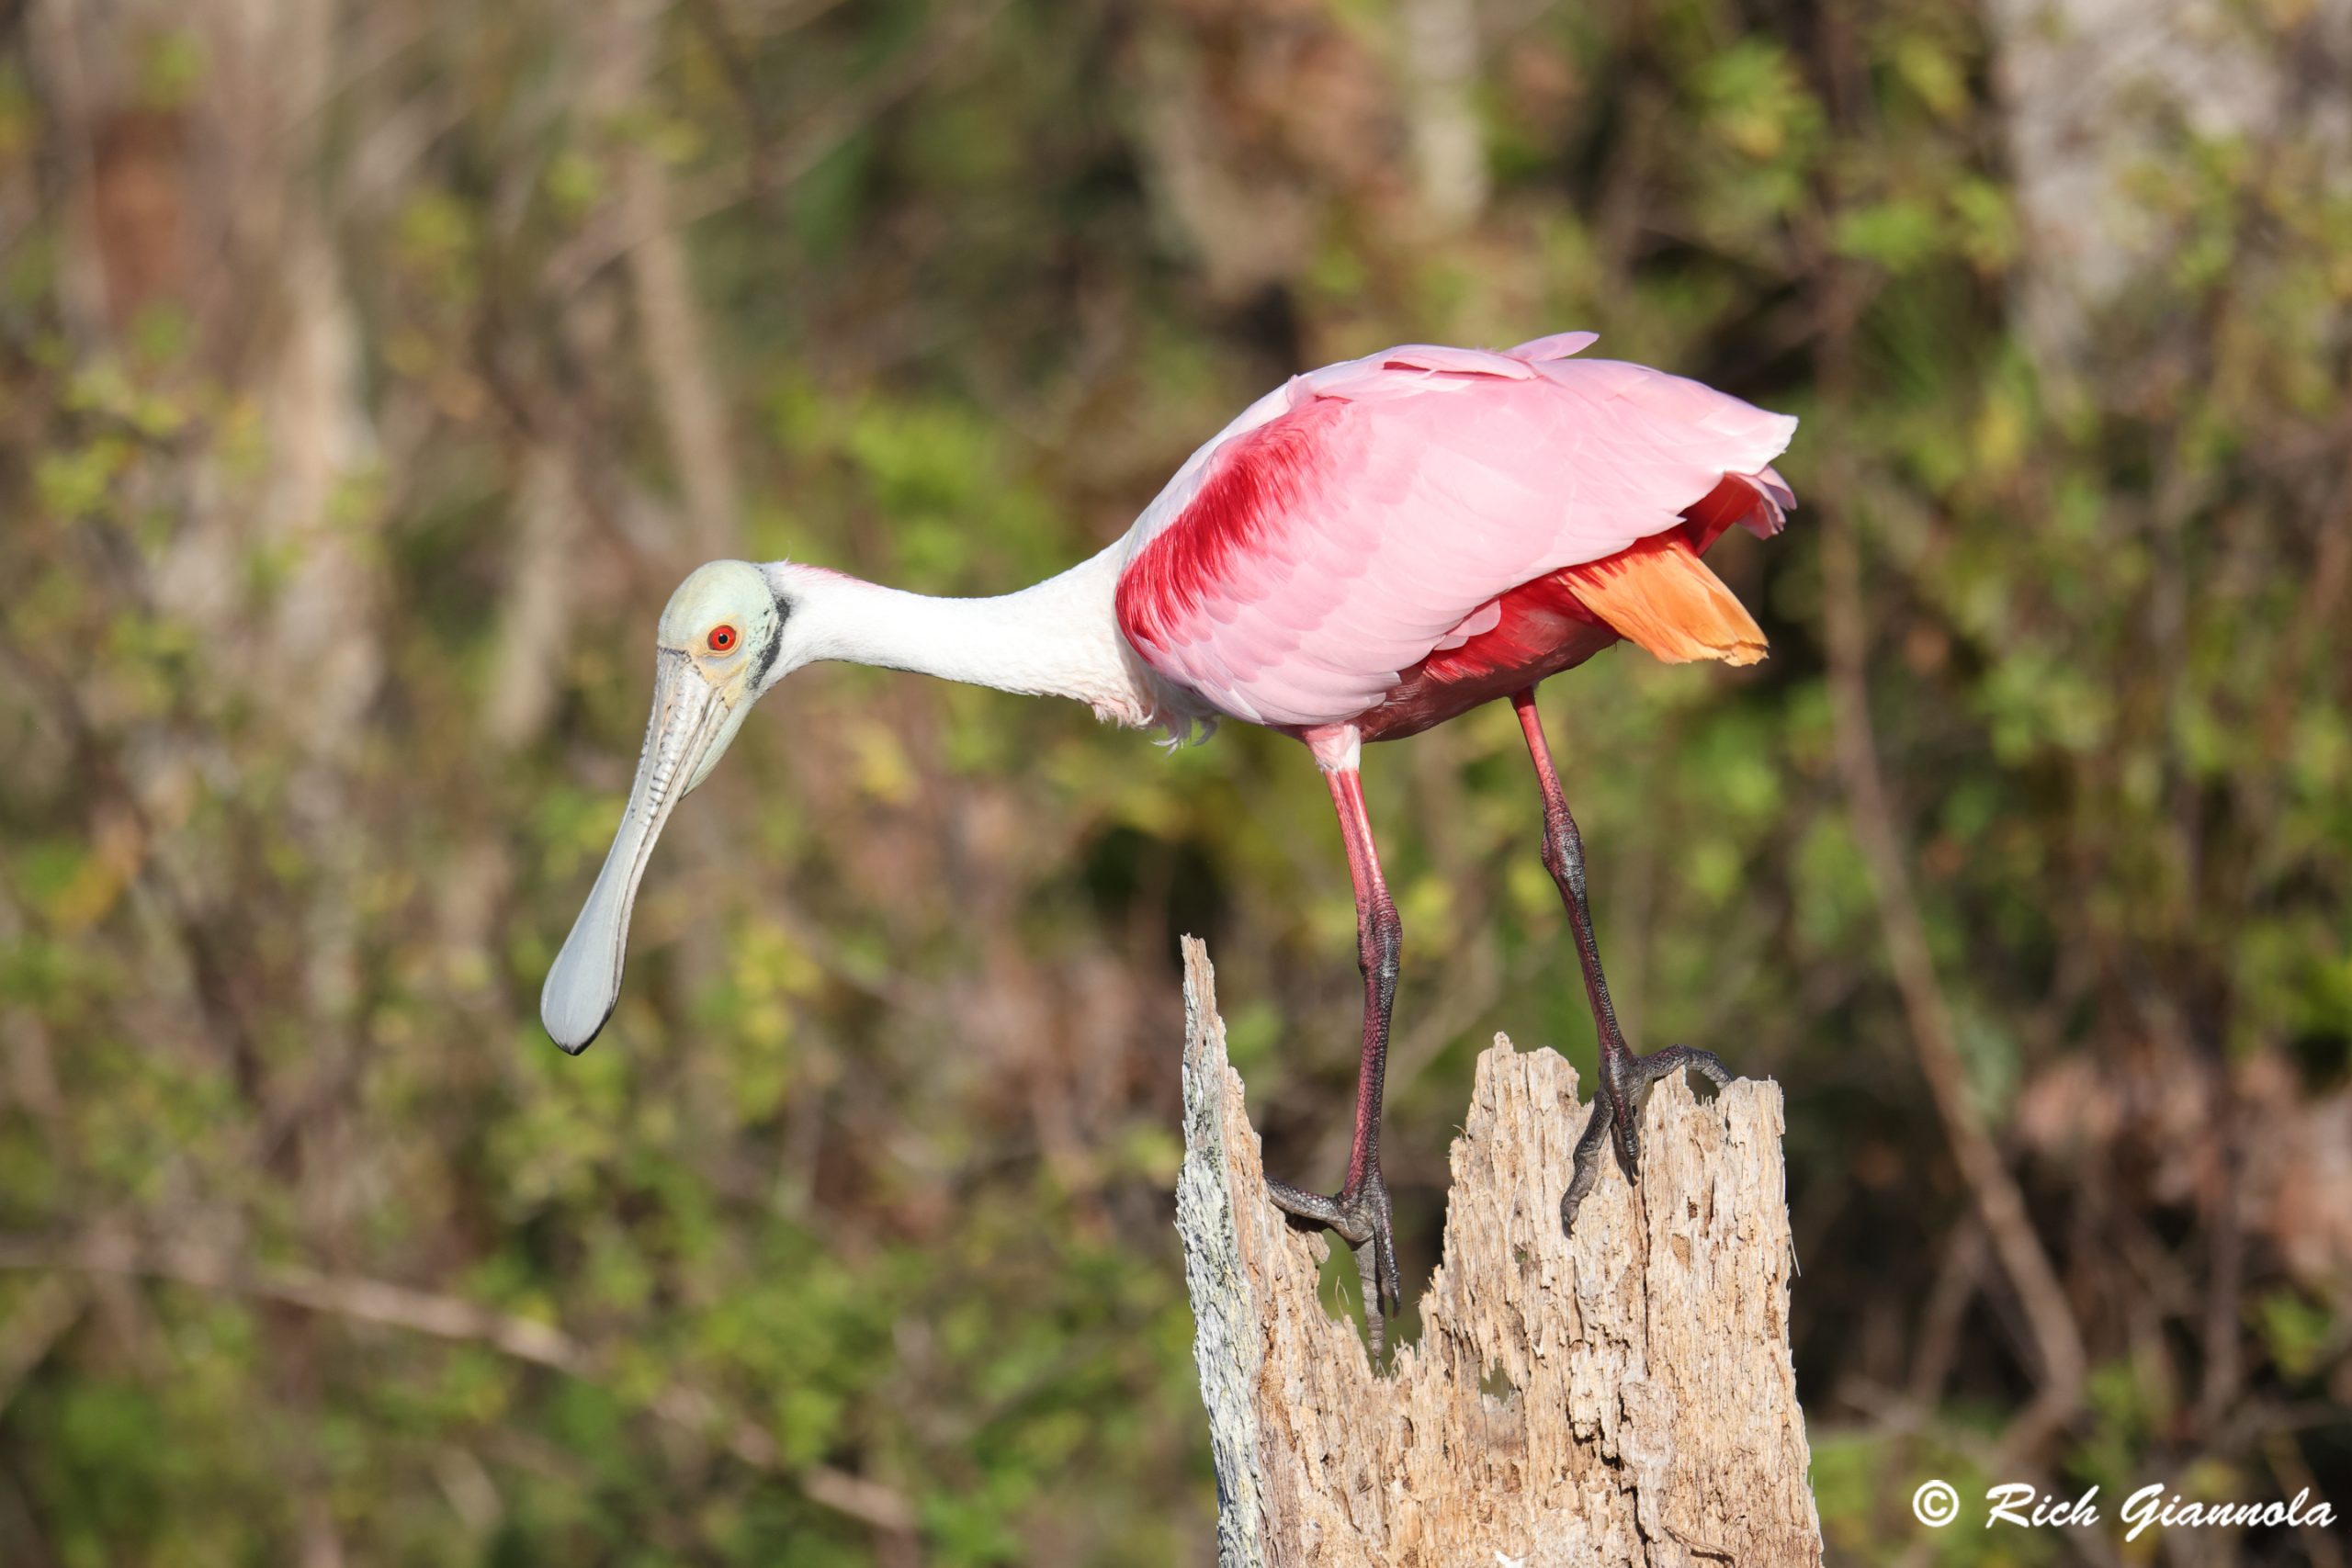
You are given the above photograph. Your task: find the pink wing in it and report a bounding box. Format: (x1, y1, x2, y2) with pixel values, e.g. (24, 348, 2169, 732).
(1114, 334, 1797, 728)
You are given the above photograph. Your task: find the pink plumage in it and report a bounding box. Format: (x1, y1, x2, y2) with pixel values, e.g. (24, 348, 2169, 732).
(1114, 333, 1795, 739)
(548, 329, 1800, 1350)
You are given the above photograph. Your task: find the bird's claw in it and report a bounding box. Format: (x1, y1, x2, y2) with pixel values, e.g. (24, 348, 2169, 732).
(1265, 1170, 1402, 1355)
(1560, 1043, 1732, 1236)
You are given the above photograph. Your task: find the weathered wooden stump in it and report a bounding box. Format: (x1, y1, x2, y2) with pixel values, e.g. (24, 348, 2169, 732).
(1174, 937, 1823, 1568)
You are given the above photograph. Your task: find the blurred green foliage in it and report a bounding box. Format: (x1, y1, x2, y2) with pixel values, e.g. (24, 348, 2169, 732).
(2, 0, 2348, 1562)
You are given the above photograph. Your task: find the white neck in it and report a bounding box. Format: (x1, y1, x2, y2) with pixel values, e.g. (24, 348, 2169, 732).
(769, 547, 1169, 729)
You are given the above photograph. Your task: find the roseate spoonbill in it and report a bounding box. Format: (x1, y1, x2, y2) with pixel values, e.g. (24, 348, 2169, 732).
(543, 332, 1794, 1348)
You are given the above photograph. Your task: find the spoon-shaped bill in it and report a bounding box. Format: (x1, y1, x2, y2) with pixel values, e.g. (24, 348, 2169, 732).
(540, 652, 725, 1054)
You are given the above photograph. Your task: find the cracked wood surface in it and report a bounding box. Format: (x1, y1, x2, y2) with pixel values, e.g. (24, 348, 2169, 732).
(1175, 937, 1823, 1568)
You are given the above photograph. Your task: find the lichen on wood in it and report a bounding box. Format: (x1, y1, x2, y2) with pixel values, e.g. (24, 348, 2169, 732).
(1174, 936, 1823, 1568)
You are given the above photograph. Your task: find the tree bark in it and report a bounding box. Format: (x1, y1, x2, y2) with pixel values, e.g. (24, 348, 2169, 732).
(1175, 937, 1822, 1568)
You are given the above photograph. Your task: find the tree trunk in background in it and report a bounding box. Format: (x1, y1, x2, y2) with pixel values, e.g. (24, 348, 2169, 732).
(95, 0, 386, 750)
(1989, 0, 2352, 387)
(485, 440, 585, 750)
(1129, 0, 1419, 318)
(1400, 0, 1487, 233)
(30, 6, 383, 1564)
(594, 0, 741, 562)
(1174, 940, 1822, 1568)
(40, 0, 386, 754)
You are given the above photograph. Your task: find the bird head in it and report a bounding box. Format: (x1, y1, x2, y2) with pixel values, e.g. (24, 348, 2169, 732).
(540, 559, 789, 1054)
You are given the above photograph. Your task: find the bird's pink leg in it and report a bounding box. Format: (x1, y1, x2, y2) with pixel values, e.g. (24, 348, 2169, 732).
(1511, 688, 1730, 1235)
(1264, 761, 1404, 1353)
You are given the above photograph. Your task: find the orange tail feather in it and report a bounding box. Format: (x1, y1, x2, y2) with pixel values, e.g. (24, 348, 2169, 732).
(1556, 532, 1768, 667)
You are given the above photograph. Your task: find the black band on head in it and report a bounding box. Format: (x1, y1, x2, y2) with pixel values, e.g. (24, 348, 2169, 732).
(751, 591, 788, 688)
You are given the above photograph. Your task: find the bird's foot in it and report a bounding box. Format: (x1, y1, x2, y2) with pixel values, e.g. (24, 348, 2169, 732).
(1265, 1168, 1402, 1356)
(1560, 1043, 1732, 1236)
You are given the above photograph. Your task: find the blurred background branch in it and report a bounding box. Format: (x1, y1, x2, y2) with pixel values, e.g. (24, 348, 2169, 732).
(0, 1232, 921, 1532)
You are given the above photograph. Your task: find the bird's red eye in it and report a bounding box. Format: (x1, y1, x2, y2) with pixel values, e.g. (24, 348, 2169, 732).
(708, 625, 737, 653)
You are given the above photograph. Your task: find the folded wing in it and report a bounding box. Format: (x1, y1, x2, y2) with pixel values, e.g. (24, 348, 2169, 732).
(1114, 334, 1797, 728)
